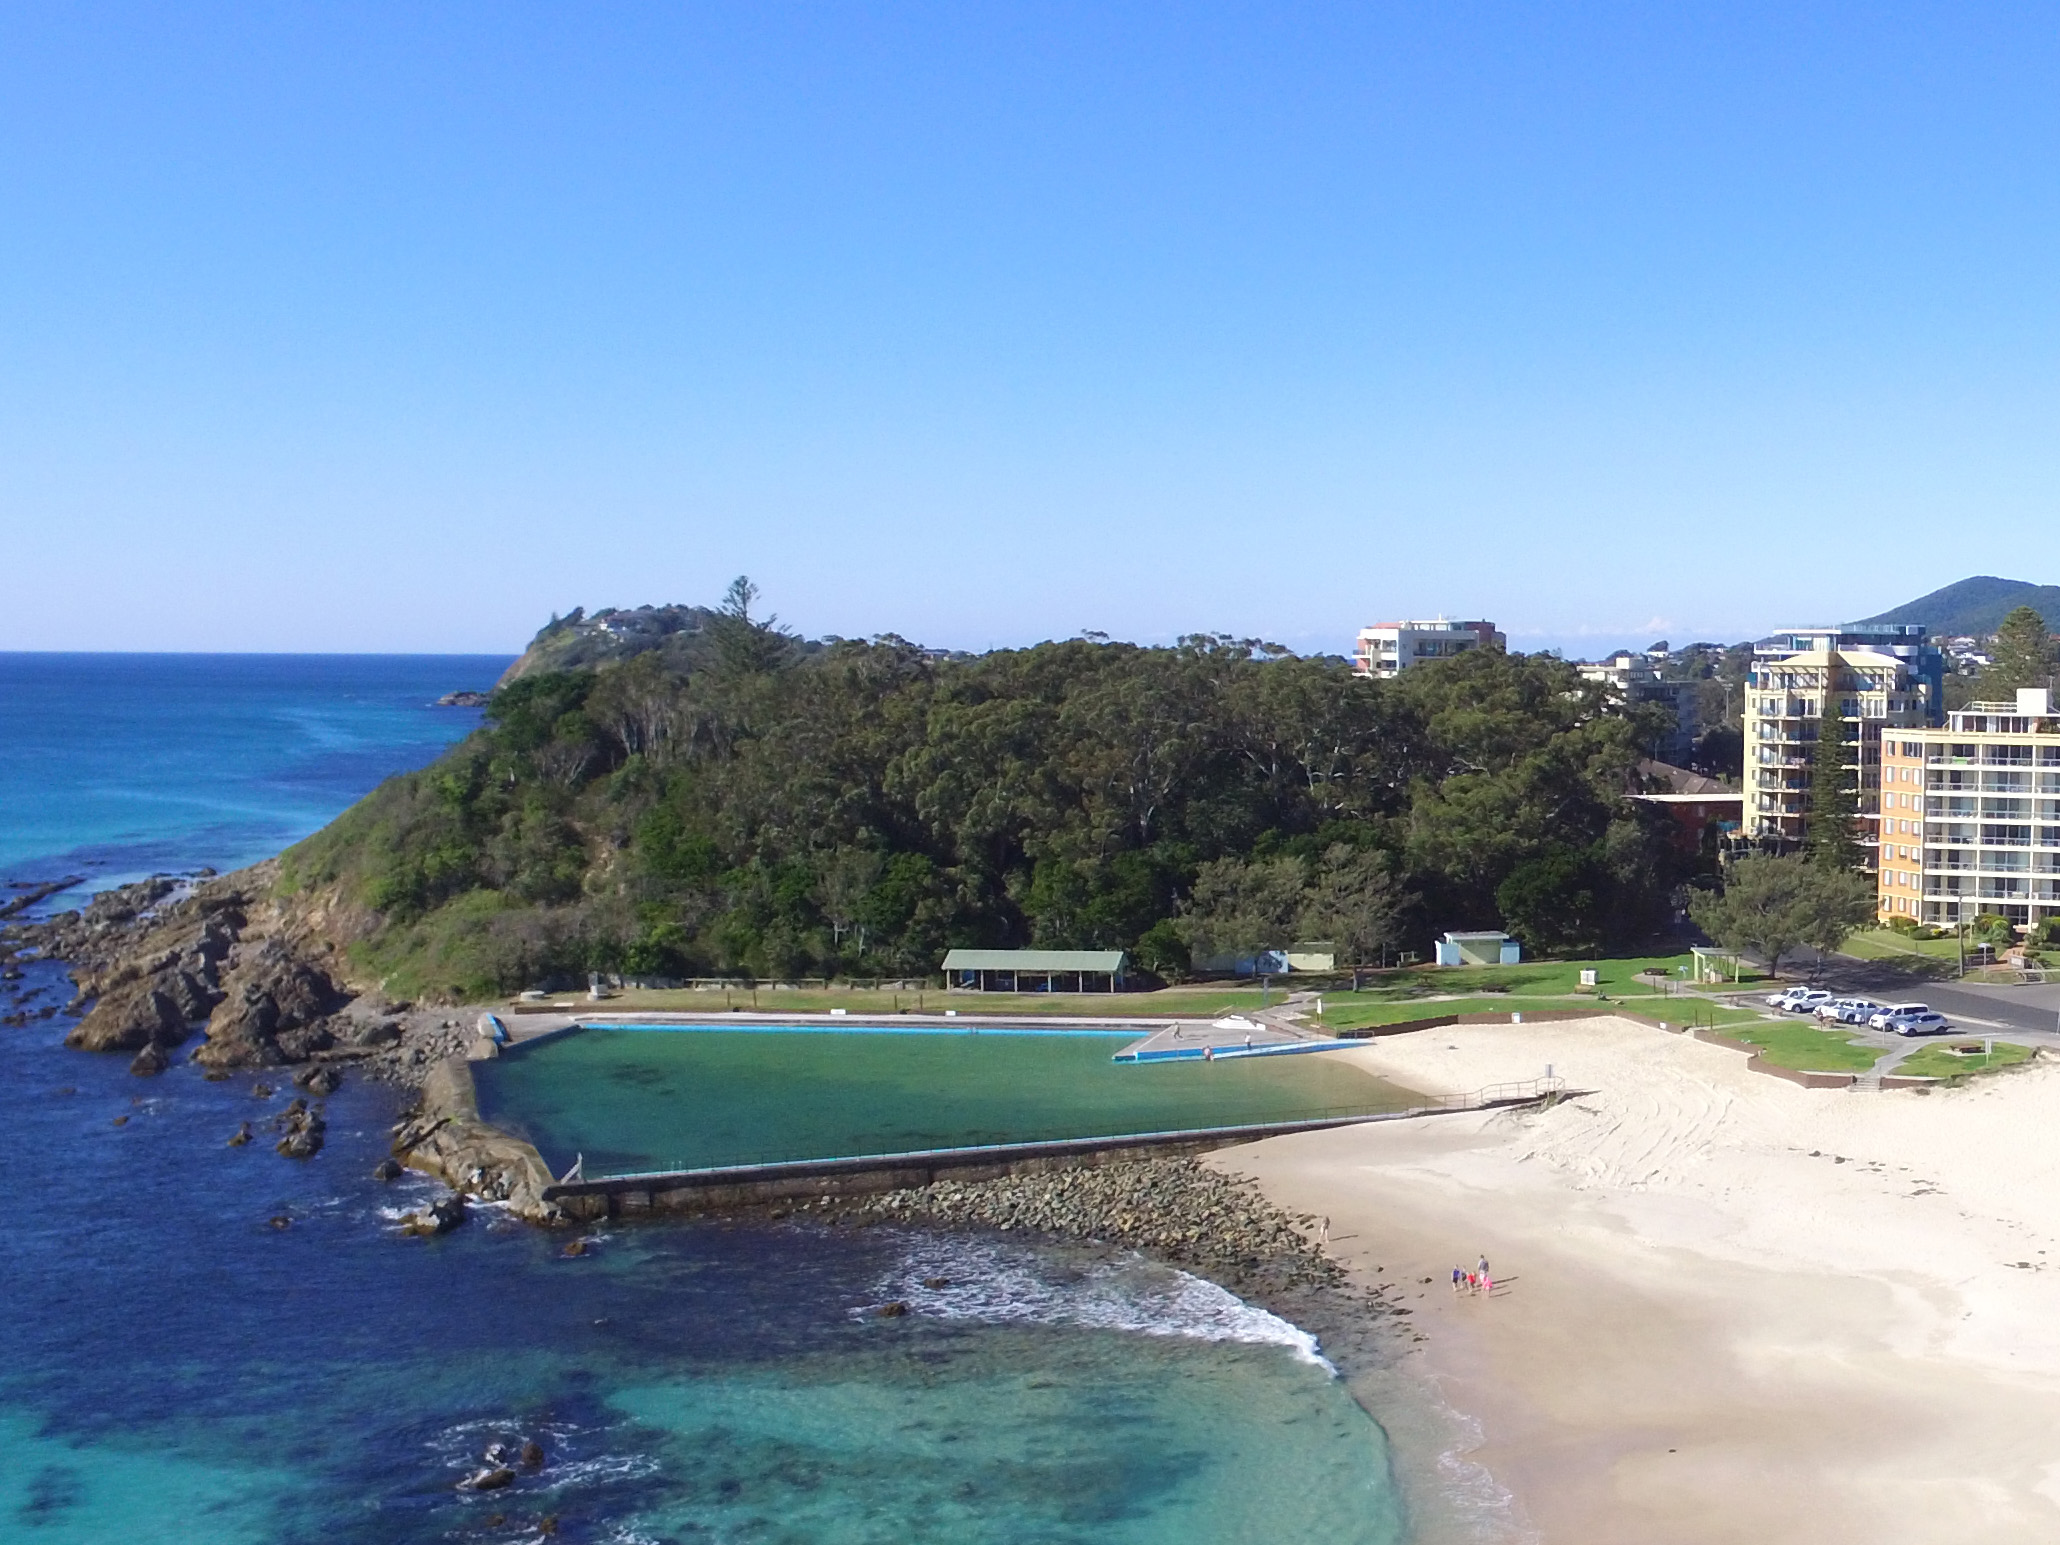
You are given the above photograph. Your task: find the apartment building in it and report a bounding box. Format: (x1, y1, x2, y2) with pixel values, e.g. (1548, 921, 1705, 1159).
(1352, 618, 1505, 679)
(1878, 688, 2060, 931)
(1742, 626, 1942, 856)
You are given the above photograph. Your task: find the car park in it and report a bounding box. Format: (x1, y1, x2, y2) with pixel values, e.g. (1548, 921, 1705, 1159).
(1883, 1010, 1952, 1037)
(1868, 1003, 1933, 1030)
(1817, 998, 1886, 1025)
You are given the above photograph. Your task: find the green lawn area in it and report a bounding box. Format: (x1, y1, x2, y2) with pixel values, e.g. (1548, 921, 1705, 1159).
(1710, 1018, 1877, 1073)
(558, 982, 1285, 1020)
(1334, 953, 1760, 1003)
(1892, 1040, 2038, 1080)
(1841, 928, 1963, 964)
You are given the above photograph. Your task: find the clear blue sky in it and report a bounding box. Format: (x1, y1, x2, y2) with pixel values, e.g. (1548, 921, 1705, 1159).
(4, 3, 2057, 657)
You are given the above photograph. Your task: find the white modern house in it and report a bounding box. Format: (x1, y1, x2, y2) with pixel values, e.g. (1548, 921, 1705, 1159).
(1352, 619, 1505, 679)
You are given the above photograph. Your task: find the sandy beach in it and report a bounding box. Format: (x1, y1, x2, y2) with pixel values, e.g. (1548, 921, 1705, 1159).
(1216, 1015, 2060, 1544)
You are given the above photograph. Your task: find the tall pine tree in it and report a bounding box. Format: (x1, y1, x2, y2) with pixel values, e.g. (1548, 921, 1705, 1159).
(1806, 680, 1863, 869)
(1980, 606, 2058, 698)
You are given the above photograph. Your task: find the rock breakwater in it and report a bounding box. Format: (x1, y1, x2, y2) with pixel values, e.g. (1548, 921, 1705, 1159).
(828, 1157, 1345, 1296)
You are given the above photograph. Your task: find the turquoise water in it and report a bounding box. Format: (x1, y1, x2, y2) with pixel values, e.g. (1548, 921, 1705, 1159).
(0, 655, 1428, 1544)
(478, 1026, 1412, 1176)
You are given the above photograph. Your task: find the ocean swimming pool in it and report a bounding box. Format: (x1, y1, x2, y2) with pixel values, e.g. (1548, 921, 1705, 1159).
(473, 1025, 1415, 1178)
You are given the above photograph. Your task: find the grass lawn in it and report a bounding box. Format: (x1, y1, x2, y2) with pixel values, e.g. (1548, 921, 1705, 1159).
(1892, 1040, 2038, 1080)
(1335, 953, 1760, 1003)
(1841, 928, 1962, 964)
(1710, 1019, 1877, 1073)
(548, 982, 1287, 1020)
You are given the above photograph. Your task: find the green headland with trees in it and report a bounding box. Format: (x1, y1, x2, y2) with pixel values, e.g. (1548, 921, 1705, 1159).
(282, 582, 1703, 999)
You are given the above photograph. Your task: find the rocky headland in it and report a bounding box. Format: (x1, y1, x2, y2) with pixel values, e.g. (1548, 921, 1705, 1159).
(4, 866, 476, 1084)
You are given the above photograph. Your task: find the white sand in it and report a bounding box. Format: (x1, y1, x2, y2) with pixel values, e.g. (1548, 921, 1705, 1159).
(1214, 1016, 2060, 1543)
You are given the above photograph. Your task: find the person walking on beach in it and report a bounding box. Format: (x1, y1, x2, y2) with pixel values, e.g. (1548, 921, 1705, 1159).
(1317, 1216, 1330, 1247)
(1451, 1266, 1465, 1294)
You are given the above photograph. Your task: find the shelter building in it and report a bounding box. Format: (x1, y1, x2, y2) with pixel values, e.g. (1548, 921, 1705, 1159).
(1435, 931, 1521, 967)
(942, 949, 1129, 993)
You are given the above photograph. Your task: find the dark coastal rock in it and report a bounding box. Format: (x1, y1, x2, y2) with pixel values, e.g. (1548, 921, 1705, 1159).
(876, 1300, 909, 1318)
(436, 690, 491, 707)
(66, 980, 187, 1052)
(228, 1122, 253, 1147)
(273, 1096, 326, 1158)
(519, 1440, 545, 1469)
(372, 1157, 403, 1182)
(403, 1194, 467, 1236)
(162, 969, 219, 1023)
(128, 1042, 170, 1076)
(352, 1018, 404, 1048)
(275, 1022, 335, 1061)
(458, 1466, 515, 1492)
(292, 1063, 342, 1096)
(192, 934, 346, 1069)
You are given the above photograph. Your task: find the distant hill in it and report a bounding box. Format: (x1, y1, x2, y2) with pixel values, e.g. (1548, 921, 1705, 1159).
(1858, 576, 2060, 637)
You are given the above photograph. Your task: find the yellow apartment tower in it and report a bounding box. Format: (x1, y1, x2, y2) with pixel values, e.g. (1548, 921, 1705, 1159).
(1743, 626, 1941, 863)
(1878, 688, 2060, 931)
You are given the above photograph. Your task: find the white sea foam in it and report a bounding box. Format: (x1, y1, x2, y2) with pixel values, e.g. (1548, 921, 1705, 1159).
(864, 1232, 1333, 1369)
(1418, 1389, 1539, 1545)
(428, 1416, 658, 1500)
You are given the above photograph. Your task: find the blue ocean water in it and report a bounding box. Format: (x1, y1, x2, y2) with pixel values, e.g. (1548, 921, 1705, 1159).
(0, 655, 1426, 1544)
(0, 653, 510, 887)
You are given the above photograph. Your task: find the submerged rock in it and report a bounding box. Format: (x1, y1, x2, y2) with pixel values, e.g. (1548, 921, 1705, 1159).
(227, 1122, 253, 1147)
(371, 1157, 403, 1182)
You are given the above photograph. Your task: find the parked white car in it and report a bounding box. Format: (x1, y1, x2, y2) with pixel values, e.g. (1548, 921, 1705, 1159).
(1817, 998, 1886, 1025)
(1772, 988, 1833, 1014)
(1868, 1003, 1933, 1030)
(1883, 1010, 1951, 1037)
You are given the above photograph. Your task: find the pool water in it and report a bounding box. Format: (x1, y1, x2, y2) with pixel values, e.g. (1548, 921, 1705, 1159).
(474, 1026, 1413, 1177)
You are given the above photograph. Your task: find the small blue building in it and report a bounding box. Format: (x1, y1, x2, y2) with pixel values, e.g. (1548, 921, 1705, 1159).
(1435, 931, 1521, 967)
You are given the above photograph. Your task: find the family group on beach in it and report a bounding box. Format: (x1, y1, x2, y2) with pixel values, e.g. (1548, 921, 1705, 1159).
(1453, 1256, 1494, 1296)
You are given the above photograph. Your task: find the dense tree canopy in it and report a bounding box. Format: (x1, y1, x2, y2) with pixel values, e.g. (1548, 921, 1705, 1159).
(284, 597, 1695, 998)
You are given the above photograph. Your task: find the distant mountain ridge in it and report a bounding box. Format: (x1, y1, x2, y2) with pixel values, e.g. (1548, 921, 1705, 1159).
(1858, 576, 2060, 637)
